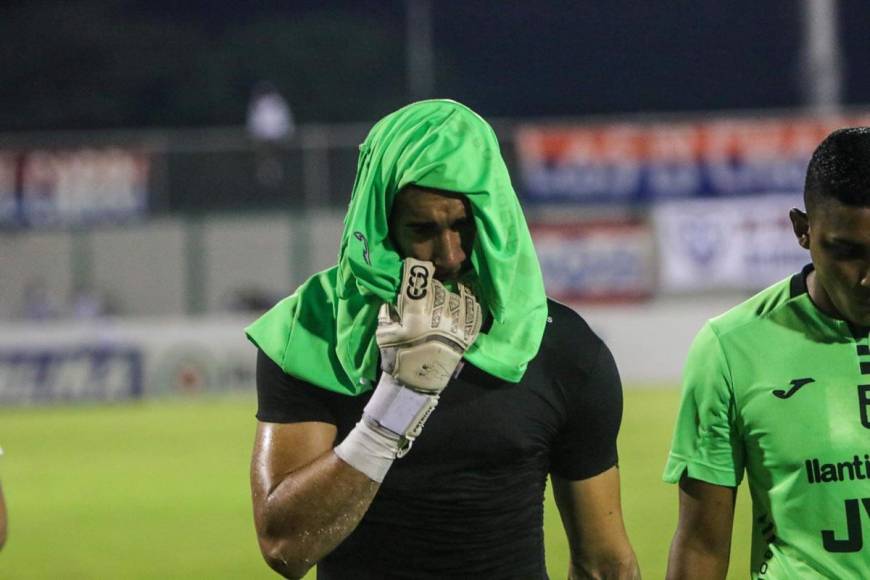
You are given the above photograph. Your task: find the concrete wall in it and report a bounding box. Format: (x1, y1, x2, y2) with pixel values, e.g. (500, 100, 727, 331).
(0, 229, 74, 319)
(90, 219, 188, 316)
(2, 211, 346, 320)
(2, 212, 750, 387)
(202, 215, 294, 312)
(579, 294, 746, 387)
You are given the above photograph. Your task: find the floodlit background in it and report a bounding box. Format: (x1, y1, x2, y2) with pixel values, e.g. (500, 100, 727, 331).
(1, 1, 867, 577)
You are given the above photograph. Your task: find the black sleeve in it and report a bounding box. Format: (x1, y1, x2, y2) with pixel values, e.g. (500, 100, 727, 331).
(255, 349, 338, 424)
(548, 307, 623, 481)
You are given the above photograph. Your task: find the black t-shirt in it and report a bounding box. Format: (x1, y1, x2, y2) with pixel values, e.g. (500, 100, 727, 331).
(256, 299, 623, 579)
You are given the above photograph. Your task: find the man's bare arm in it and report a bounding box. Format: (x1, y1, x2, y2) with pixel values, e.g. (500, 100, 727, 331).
(552, 466, 640, 579)
(665, 476, 736, 580)
(251, 421, 380, 579)
(0, 481, 7, 550)
(250, 261, 483, 578)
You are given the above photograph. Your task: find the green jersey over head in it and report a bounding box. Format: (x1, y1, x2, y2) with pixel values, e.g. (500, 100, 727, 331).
(245, 100, 548, 395)
(664, 265, 870, 578)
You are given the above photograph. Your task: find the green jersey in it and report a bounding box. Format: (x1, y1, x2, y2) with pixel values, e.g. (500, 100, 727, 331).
(664, 266, 870, 579)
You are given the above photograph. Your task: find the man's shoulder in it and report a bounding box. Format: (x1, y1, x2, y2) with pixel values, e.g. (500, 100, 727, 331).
(706, 273, 800, 339)
(540, 298, 604, 354)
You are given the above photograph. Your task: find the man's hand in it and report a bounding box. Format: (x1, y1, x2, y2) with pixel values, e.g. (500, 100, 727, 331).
(335, 259, 482, 480)
(376, 258, 482, 393)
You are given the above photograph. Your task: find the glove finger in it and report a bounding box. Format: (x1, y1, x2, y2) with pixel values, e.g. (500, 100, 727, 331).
(399, 258, 435, 317)
(378, 302, 398, 324)
(429, 279, 446, 328)
(458, 283, 482, 343)
(458, 281, 474, 300)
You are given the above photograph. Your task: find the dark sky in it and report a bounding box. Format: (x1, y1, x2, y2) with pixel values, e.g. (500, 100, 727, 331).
(1, 1, 868, 131)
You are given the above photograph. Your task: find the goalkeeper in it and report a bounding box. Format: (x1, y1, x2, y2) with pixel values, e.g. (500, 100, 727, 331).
(246, 100, 639, 579)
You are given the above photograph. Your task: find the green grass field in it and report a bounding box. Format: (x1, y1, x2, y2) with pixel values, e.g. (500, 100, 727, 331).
(0, 388, 751, 579)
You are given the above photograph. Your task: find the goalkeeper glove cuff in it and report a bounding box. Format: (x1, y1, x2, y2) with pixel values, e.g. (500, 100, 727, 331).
(333, 374, 439, 482)
(334, 418, 398, 483)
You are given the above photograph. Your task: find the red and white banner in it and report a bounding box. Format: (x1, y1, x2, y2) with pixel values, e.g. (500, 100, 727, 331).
(2, 147, 151, 226)
(517, 115, 870, 203)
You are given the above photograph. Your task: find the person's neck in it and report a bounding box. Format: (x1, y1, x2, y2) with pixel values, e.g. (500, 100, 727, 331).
(806, 269, 843, 321)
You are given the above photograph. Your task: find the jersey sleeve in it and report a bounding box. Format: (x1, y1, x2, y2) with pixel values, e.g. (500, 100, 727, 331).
(663, 322, 744, 487)
(549, 316, 623, 481)
(255, 349, 337, 424)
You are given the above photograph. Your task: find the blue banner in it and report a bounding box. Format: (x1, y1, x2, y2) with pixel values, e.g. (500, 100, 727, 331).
(0, 345, 144, 404)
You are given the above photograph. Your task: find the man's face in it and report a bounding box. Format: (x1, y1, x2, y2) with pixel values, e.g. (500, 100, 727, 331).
(793, 199, 870, 326)
(389, 186, 476, 282)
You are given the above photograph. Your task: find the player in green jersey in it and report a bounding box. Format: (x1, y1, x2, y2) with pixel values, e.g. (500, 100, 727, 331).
(664, 127, 870, 579)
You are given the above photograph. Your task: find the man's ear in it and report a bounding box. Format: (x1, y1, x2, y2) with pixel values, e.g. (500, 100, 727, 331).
(789, 208, 810, 250)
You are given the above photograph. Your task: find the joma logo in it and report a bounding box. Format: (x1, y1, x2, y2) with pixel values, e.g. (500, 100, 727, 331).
(772, 378, 815, 399)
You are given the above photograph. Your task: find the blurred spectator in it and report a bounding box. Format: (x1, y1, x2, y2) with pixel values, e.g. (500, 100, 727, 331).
(247, 81, 294, 143)
(224, 286, 280, 314)
(20, 278, 59, 321)
(69, 284, 112, 320)
(247, 82, 294, 191)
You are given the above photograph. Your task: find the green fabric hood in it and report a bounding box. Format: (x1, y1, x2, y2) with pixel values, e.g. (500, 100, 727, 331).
(246, 99, 548, 395)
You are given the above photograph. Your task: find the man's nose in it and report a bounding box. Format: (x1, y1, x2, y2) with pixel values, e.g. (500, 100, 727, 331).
(435, 230, 466, 276)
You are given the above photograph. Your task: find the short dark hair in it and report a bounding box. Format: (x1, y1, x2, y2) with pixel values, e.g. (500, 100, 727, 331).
(805, 127, 870, 212)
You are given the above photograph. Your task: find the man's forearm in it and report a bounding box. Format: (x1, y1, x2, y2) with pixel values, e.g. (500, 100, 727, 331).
(254, 450, 379, 579)
(252, 261, 482, 578)
(666, 478, 734, 580)
(252, 372, 441, 578)
(569, 548, 641, 579)
(665, 539, 729, 580)
(0, 482, 7, 550)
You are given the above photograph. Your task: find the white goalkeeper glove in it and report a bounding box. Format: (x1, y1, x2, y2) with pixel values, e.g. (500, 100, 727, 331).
(335, 258, 482, 482)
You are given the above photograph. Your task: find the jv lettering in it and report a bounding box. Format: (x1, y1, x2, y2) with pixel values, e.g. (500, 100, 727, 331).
(821, 498, 870, 552)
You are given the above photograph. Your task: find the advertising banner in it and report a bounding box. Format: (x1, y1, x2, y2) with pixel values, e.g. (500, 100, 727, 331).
(653, 194, 808, 292)
(0, 152, 17, 223)
(0, 346, 143, 404)
(0, 147, 150, 226)
(531, 219, 655, 302)
(516, 115, 870, 203)
(0, 317, 256, 405)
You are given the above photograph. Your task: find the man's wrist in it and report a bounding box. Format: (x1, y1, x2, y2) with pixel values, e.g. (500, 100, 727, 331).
(364, 374, 438, 437)
(334, 418, 399, 483)
(333, 373, 441, 482)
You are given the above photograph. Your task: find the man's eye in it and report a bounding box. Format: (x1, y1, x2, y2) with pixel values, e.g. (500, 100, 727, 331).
(410, 224, 436, 235)
(453, 219, 473, 232)
(828, 243, 861, 258)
